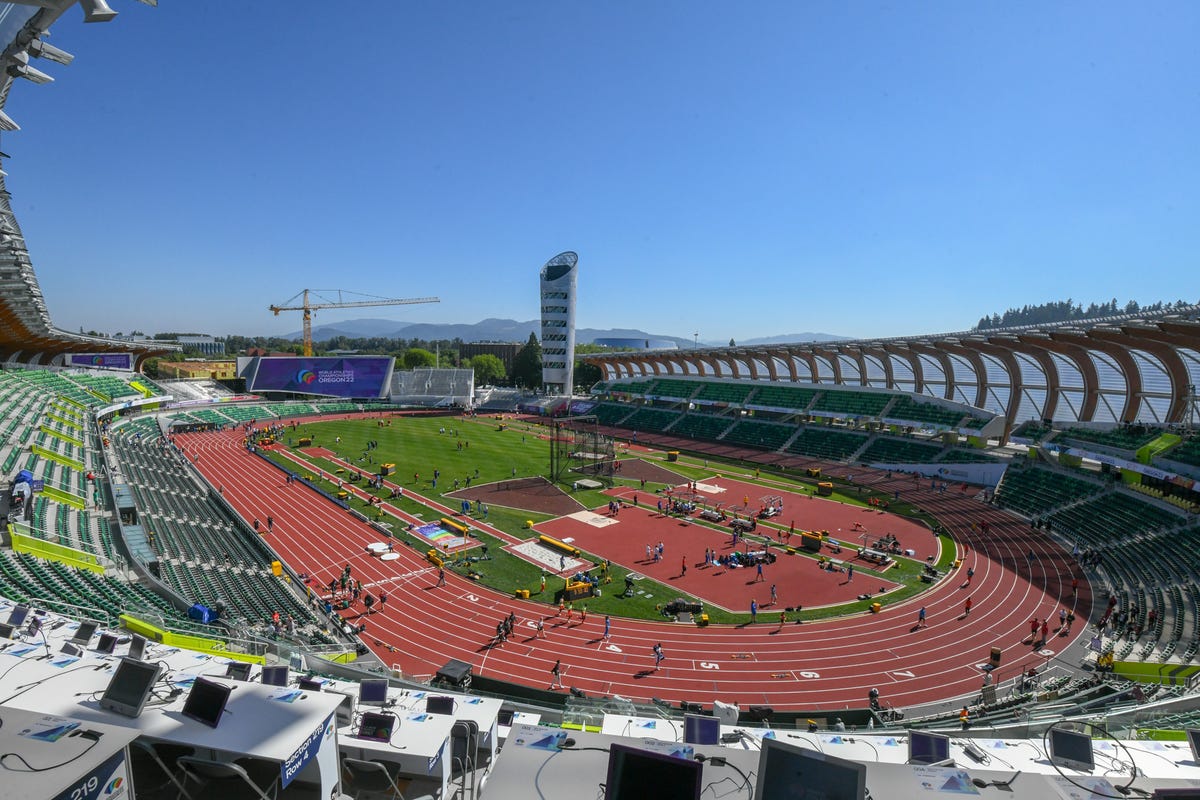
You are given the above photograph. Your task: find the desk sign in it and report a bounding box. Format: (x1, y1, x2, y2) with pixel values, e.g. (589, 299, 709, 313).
(51, 749, 129, 800)
(282, 713, 335, 788)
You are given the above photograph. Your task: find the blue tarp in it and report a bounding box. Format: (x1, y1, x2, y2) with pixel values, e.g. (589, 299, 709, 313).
(187, 604, 217, 624)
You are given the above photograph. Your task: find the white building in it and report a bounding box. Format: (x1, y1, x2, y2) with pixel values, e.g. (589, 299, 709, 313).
(539, 251, 578, 395)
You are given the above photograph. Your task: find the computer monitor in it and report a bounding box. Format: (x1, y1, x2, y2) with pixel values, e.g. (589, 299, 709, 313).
(1048, 727, 1095, 772)
(26, 615, 41, 636)
(182, 677, 233, 729)
(0, 623, 13, 640)
(332, 691, 356, 728)
(683, 714, 720, 745)
(95, 632, 118, 655)
(298, 676, 323, 692)
(1186, 729, 1200, 764)
(359, 678, 389, 706)
(604, 743, 704, 800)
(497, 708, 515, 727)
(356, 711, 397, 742)
(61, 642, 83, 657)
(260, 665, 289, 687)
(71, 621, 98, 645)
(99, 657, 162, 718)
(127, 634, 148, 662)
(6, 604, 29, 627)
(1152, 789, 1200, 800)
(225, 662, 252, 682)
(754, 737, 867, 800)
(908, 731, 952, 766)
(426, 695, 455, 715)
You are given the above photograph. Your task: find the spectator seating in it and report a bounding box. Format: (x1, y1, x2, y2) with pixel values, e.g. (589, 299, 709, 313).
(785, 427, 868, 461)
(810, 389, 891, 417)
(994, 465, 1104, 517)
(722, 419, 794, 451)
(612, 380, 655, 396)
(70, 373, 142, 403)
(649, 379, 700, 400)
(109, 435, 326, 635)
(858, 437, 944, 464)
(670, 413, 735, 440)
(936, 448, 999, 463)
(746, 384, 817, 411)
(1051, 491, 1185, 543)
(1058, 426, 1162, 452)
(1164, 435, 1200, 468)
(221, 404, 273, 424)
(621, 407, 682, 432)
(591, 402, 636, 427)
(695, 381, 755, 404)
(885, 395, 968, 428)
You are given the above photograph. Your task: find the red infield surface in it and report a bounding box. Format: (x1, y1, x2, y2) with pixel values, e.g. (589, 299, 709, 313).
(178, 423, 1092, 713)
(537, 503, 904, 612)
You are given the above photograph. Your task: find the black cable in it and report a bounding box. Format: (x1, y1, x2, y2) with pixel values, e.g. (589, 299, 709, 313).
(1041, 722, 1140, 800)
(695, 754, 754, 799)
(0, 737, 100, 772)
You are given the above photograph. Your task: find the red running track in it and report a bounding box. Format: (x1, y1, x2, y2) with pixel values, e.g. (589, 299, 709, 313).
(178, 426, 1092, 713)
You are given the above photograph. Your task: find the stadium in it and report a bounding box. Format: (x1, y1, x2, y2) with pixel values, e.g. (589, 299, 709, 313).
(1, 4, 1200, 800)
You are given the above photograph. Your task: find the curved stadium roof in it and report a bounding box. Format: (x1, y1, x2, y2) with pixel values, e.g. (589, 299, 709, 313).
(0, 0, 174, 367)
(585, 306, 1200, 434)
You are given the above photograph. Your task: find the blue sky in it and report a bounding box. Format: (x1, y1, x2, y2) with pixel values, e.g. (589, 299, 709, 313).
(5, 1, 1197, 343)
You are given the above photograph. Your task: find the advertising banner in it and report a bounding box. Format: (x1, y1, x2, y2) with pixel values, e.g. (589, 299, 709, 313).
(67, 353, 133, 371)
(247, 357, 394, 399)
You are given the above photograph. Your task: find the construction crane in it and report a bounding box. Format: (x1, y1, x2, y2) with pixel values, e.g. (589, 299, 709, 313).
(269, 289, 440, 357)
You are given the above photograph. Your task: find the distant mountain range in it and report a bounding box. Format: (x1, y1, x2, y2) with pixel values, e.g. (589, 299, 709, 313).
(279, 317, 844, 348)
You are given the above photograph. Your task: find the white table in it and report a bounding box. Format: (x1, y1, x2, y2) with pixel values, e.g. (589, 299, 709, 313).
(338, 705, 454, 798)
(600, 713, 682, 742)
(5, 652, 344, 795)
(0, 705, 139, 800)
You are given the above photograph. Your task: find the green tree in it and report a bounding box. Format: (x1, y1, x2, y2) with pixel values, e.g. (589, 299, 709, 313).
(574, 360, 601, 390)
(510, 332, 542, 389)
(469, 354, 506, 385)
(402, 348, 437, 369)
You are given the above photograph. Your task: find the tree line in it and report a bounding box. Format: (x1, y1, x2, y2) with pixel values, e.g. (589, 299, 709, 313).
(974, 298, 1195, 331)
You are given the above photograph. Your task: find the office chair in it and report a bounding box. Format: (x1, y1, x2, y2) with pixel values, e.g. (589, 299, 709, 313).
(176, 756, 279, 800)
(128, 740, 193, 800)
(340, 756, 434, 800)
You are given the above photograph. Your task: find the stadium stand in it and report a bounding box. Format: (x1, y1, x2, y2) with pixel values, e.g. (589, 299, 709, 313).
(648, 378, 700, 400)
(745, 383, 817, 410)
(885, 394, 971, 428)
(391, 367, 474, 406)
(994, 464, 1105, 517)
(810, 388, 893, 417)
(785, 426, 868, 461)
(694, 380, 755, 404)
(858, 436, 945, 464)
(620, 406, 681, 432)
(670, 412, 736, 440)
(1163, 435, 1200, 468)
(1058, 425, 1163, 452)
(590, 401, 636, 426)
(721, 418, 795, 450)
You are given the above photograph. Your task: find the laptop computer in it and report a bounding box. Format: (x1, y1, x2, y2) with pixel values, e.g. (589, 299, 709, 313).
(357, 711, 398, 743)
